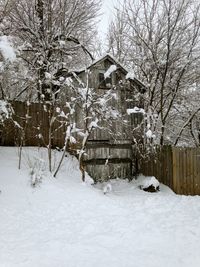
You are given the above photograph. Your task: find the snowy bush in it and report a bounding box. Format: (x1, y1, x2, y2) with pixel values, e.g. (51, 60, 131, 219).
(29, 157, 46, 187)
(137, 174, 160, 192)
(0, 100, 13, 123)
(103, 183, 112, 194)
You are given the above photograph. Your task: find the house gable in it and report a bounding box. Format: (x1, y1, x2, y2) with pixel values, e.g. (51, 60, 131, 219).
(74, 54, 146, 93)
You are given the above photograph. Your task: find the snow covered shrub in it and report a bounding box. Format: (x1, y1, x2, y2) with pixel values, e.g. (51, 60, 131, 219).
(103, 183, 112, 195)
(94, 181, 113, 195)
(29, 157, 46, 187)
(0, 100, 13, 124)
(137, 174, 160, 192)
(0, 100, 14, 145)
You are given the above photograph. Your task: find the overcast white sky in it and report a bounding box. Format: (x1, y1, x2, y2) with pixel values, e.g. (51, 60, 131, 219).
(98, 0, 121, 39)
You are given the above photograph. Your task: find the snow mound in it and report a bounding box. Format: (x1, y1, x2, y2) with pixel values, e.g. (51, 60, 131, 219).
(1, 147, 200, 267)
(137, 174, 160, 190)
(103, 183, 112, 194)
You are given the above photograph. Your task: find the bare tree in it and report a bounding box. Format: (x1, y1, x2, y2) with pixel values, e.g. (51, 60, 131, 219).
(106, 6, 130, 64)
(0, 0, 12, 24)
(107, 0, 200, 146)
(0, 0, 101, 172)
(2, 0, 100, 101)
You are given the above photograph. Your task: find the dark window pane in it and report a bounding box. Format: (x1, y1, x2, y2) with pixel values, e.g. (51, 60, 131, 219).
(99, 73, 106, 87)
(99, 73, 112, 88)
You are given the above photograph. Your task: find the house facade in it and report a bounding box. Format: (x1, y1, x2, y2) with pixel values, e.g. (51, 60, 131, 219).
(70, 54, 146, 181)
(0, 53, 146, 181)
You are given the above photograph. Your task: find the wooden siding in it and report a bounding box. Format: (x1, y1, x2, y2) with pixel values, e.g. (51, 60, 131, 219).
(0, 101, 67, 147)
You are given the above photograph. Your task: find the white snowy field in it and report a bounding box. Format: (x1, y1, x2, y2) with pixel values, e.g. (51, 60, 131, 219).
(1, 147, 200, 267)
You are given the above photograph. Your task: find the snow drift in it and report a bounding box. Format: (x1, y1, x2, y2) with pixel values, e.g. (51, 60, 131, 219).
(0, 147, 200, 267)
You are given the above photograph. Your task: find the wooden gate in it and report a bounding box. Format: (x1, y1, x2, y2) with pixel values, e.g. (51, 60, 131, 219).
(84, 141, 133, 182)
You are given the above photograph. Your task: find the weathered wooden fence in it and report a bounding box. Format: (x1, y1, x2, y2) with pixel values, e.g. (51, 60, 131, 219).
(2, 102, 200, 194)
(139, 146, 200, 195)
(0, 101, 135, 181)
(0, 101, 67, 147)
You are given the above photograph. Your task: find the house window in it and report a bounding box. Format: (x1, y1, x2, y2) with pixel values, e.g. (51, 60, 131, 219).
(99, 72, 112, 89)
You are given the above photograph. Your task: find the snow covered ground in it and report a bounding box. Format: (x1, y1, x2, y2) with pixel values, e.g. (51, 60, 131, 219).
(1, 147, 200, 267)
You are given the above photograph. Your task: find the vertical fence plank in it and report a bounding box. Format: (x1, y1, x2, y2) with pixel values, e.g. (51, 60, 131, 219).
(184, 148, 188, 195)
(189, 148, 193, 195)
(180, 148, 185, 194)
(196, 149, 200, 194)
(181, 148, 185, 194)
(172, 147, 177, 193)
(195, 148, 200, 195)
(177, 148, 181, 194)
(193, 148, 197, 195)
(185, 148, 188, 195)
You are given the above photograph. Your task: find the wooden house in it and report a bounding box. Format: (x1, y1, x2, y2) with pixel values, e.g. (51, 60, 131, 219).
(0, 53, 146, 181)
(70, 54, 146, 181)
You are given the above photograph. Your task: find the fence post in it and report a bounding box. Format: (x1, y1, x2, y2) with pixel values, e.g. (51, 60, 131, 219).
(172, 147, 177, 194)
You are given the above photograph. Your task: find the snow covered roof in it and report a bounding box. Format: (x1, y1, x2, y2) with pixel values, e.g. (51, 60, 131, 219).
(86, 53, 128, 73)
(73, 53, 146, 90)
(74, 54, 127, 74)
